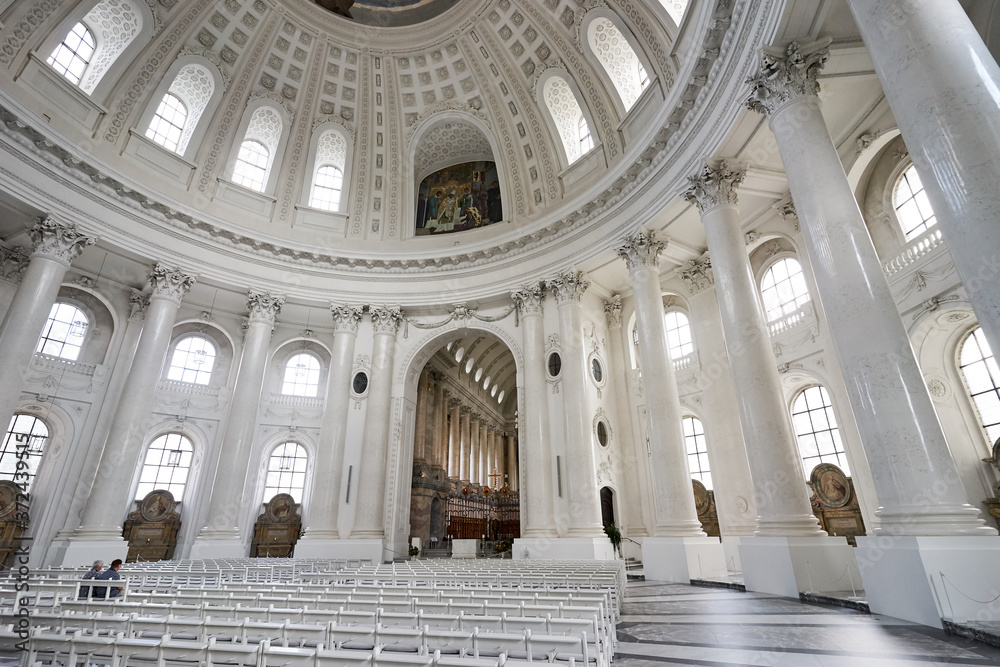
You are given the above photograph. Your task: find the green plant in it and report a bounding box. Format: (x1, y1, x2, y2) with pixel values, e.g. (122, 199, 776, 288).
(409, 545, 419, 557)
(603, 522, 622, 558)
(494, 539, 512, 553)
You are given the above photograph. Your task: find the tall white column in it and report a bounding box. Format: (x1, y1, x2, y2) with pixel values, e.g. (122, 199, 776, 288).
(616, 237, 705, 537)
(413, 368, 429, 464)
(459, 406, 471, 483)
(431, 373, 447, 469)
(481, 421, 490, 486)
(64, 264, 195, 565)
(549, 271, 604, 538)
(470, 412, 481, 485)
(297, 305, 362, 552)
(0, 218, 95, 430)
(350, 305, 401, 539)
(744, 40, 998, 620)
(847, 0, 1000, 358)
(511, 285, 555, 537)
(448, 397, 460, 478)
(506, 432, 518, 491)
(190, 289, 284, 558)
(684, 169, 825, 537)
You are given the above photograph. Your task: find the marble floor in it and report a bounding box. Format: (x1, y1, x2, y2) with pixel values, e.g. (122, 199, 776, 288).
(616, 580, 1000, 666)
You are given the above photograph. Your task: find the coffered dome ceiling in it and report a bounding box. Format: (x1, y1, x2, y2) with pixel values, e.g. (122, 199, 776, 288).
(340, 0, 462, 27)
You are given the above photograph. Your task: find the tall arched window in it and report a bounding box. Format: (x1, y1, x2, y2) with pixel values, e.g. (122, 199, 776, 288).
(282, 353, 321, 397)
(47, 22, 95, 86)
(310, 129, 348, 211)
(543, 75, 592, 165)
(167, 336, 217, 385)
(145, 63, 215, 155)
(893, 164, 937, 241)
(587, 17, 649, 112)
(682, 416, 711, 489)
(264, 442, 308, 502)
(664, 311, 693, 359)
(135, 433, 194, 501)
(232, 106, 283, 192)
(761, 257, 811, 322)
(0, 414, 49, 493)
(792, 385, 849, 476)
(36, 303, 89, 361)
(959, 326, 1000, 445)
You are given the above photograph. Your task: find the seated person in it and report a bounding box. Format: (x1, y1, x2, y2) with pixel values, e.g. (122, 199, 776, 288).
(92, 559, 123, 599)
(79, 560, 103, 599)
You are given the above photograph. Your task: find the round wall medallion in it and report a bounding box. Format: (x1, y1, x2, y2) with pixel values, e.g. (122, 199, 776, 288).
(265, 493, 297, 522)
(352, 370, 369, 395)
(692, 479, 711, 515)
(0, 481, 19, 519)
(809, 463, 851, 508)
(139, 490, 176, 522)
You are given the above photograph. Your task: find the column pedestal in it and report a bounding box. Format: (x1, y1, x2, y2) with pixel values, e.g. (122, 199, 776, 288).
(642, 537, 726, 583)
(856, 536, 1000, 628)
(738, 536, 860, 598)
(293, 539, 383, 563)
(188, 537, 245, 561)
(60, 538, 128, 568)
(512, 537, 614, 560)
(721, 536, 743, 573)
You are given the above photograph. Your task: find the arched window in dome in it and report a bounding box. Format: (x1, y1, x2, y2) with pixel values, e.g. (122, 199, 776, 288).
(264, 442, 308, 502)
(959, 326, 1000, 445)
(47, 22, 95, 86)
(232, 106, 283, 193)
(543, 75, 594, 165)
(135, 433, 194, 501)
(683, 416, 711, 489)
(893, 164, 937, 241)
(282, 353, 322, 397)
(659, 0, 690, 26)
(664, 310, 693, 360)
(0, 414, 49, 493)
(167, 336, 217, 385)
(761, 257, 811, 322)
(792, 385, 849, 476)
(36, 302, 89, 361)
(145, 63, 215, 155)
(310, 129, 348, 212)
(587, 18, 650, 112)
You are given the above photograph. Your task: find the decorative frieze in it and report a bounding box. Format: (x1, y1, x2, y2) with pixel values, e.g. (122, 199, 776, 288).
(29, 217, 96, 265)
(148, 263, 197, 303)
(616, 229, 665, 273)
(683, 161, 745, 212)
(247, 289, 285, 324)
(331, 304, 364, 334)
(603, 294, 623, 329)
(548, 270, 589, 304)
(370, 306, 403, 335)
(745, 39, 831, 117)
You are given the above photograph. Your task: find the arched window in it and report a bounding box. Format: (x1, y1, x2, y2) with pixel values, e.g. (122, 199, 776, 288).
(310, 129, 348, 211)
(659, 0, 690, 26)
(664, 311, 693, 359)
(167, 336, 217, 385)
(682, 416, 711, 489)
(543, 75, 592, 165)
(893, 164, 937, 241)
(47, 22, 95, 86)
(282, 353, 321, 397)
(0, 414, 49, 493)
(792, 385, 849, 476)
(587, 18, 649, 112)
(761, 257, 811, 322)
(264, 442, 308, 502)
(135, 433, 194, 501)
(232, 106, 283, 192)
(145, 63, 215, 155)
(959, 326, 1000, 445)
(36, 302, 89, 361)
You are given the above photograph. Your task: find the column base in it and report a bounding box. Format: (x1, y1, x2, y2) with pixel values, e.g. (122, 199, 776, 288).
(60, 537, 129, 568)
(512, 537, 614, 560)
(292, 538, 383, 563)
(739, 536, 860, 598)
(188, 534, 246, 560)
(641, 537, 725, 583)
(856, 536, 1000, 628)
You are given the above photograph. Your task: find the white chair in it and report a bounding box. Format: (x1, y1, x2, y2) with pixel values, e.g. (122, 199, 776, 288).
(421, 629, 473, 657)
(502, 617, 547, 636)
(157, 632, 209, 667)
(472, 630, 528, 660)
(330, 624, 377, 650)
(416, 613, 460, 631)
(375, 651, 433, 667)
(315, 646, 375, 667)
(376, 627, 424, 653)
(526, 633, 587, 664)
(205, 635, 259, 667)
(258, 639, 317, 667)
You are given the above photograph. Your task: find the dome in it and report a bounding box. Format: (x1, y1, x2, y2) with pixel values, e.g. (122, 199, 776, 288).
(327, 0, 462, 27)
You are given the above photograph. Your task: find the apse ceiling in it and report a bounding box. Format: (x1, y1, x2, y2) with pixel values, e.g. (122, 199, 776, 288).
(318, 0, 462, 27)
(430, 333, 517, 420)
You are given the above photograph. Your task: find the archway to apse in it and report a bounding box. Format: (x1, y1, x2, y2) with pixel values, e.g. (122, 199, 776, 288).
(399, 328, 521, 557)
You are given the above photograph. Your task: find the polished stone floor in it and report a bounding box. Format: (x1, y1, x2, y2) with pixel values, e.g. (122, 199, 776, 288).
(616, 580, 1000, 666)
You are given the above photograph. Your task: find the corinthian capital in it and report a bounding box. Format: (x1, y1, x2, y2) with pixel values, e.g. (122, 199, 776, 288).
(684, 161, 745, 212)
(603, 294, 623, 329)
(370, 305, 403, 335)
(548, 270, 589, 305)
(247, 289, 285, 324)
(148, 263, 197, 303)
(331, 304, 364, 334)
(511, 283, 545, 318)
(679, 257, 714, 294)
(745, 38, 831, 117)
(29, 217, 96, 265)
(616, 229, 664, 273)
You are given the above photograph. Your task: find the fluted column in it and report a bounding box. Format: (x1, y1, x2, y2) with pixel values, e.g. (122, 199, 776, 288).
(685, 166, 824, 536)
(746, 41, 994, 535)
(847, 0, 1000, 358)
(300, 305, 362, 543)
(481, 421, 490, 485)
(448, 396, 460, 478)
(470, 412, 481, 484)
(512, 285, 556, 536)
(413, 368, 429, 464)
(506, 432, 518, 491)
(431, 372, 446, 469)
(615, 236, 705, 537)
(74, 264, 196, 540)
(459, 406, 471, 483)
(0, 218, 95, 429)
(549, 271, 604, 537)
(195, 289, 284, 548)
(351, 306, 402, 539)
